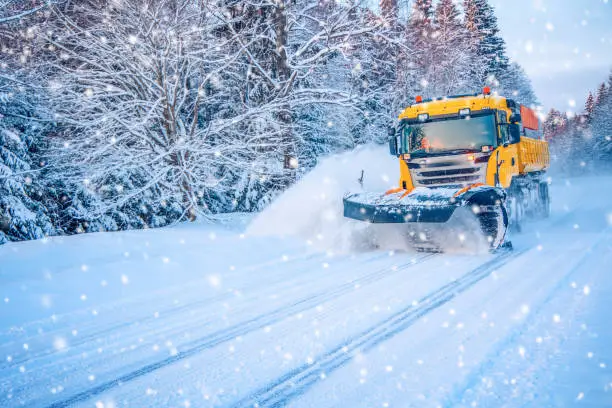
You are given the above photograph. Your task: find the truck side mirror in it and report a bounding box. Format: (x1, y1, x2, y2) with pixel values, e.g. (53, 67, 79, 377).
(510, 113, 522, 123)
(388, 126, 398, 156)
(388, 136, 398, 156)
(508, 123, 521, 144)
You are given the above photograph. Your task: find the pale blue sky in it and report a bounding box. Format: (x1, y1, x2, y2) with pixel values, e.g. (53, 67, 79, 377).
(494, 0, 612, 112)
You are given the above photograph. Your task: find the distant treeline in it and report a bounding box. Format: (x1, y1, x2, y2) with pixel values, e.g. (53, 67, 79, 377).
(544, 72, 612, 174)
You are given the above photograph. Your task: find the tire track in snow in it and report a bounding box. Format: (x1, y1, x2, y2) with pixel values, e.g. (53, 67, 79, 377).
(43, 253, 436, 408)
(3, 252, 393, 394)
(441, 228, 612, 407)
(1, 251, 330, 370)
(231, 248, 527, 408)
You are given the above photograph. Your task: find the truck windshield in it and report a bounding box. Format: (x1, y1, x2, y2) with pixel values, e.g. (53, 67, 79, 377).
(398, 114, 497, 157)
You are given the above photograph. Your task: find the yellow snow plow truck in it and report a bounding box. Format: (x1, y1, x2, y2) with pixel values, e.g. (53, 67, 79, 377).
(343, 88, 550, 251)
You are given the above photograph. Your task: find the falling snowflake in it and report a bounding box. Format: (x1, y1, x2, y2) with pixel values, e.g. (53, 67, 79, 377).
(208, 275, 221, 287)
(53, 337, 67, 351)
(41, 295, 52, 308)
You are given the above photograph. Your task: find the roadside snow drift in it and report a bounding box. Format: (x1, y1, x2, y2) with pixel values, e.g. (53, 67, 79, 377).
(247, 145, 413, 252)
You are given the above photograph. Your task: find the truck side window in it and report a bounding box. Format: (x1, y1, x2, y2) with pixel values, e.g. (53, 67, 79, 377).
(498, 111, 508, 145)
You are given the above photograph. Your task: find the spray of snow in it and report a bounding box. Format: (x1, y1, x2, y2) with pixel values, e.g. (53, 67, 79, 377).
(248, 145, 415, 252)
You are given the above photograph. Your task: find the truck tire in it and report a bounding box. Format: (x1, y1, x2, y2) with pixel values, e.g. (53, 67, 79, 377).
(507, 193, 524, 233)
(539, 182, 551, 218)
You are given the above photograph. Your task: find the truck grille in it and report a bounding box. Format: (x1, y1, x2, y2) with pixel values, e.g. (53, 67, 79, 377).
(417, 167, 479, 178)
(409, 154, 488, 187)
(418, 175, 481, 185)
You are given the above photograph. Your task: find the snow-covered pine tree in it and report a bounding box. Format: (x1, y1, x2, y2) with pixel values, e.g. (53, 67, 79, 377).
(344, 2, 411, 139)
(406, 0, 434, 95)
(428, 0, 473, 96)
(0, 78, 54, 244)
(595, 82, 607, 105)
(591, 72, 612, 165)
(543, 109, 569, 141)
(585, 92, 595, 121)
(0, 0, 57, 244)
(463, 0, 509, 87)
(409, 0, 434, 33)
(380, 0, 398, 24)
(497, 62, 538, 106)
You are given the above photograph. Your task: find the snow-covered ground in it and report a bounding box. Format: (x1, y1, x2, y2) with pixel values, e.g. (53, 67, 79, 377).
(1, 149, 612, 407)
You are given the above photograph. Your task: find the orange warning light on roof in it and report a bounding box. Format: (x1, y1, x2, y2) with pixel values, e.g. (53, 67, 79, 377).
(483, 86, 491, 95)
(415, 95, 423, 103)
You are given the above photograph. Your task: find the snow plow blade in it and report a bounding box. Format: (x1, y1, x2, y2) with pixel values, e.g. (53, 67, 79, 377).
(343, 186, 509, 251)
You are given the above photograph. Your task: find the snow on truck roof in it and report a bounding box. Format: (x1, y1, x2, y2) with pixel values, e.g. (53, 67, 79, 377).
(398, 93, 540, 131)
(398, 93, 510, 121)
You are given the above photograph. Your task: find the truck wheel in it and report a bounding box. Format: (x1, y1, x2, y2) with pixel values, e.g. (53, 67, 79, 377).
(539, 182, 551, 218)
(508, 194, 524, 233)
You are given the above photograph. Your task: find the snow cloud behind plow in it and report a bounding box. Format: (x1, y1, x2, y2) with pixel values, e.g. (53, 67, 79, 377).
(247, 145, 414, 253)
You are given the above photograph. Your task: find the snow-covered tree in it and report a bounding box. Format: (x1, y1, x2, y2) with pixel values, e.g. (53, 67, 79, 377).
(238, 0, 386, 170)
(380, 0, 398, 22)
(591, 72, 612, 164)
(0, 0, 58, 243)
(43, 0, 246, 225)
(585, 92, 595, 120)
(0, 77, 55, 243)
(40, 0, 386, 225)
(406, 0, 434, 95)
(596, 82, 607, 105)
(545, 72, 612, 174)
(543, 109, 569, 141)
(426, 0, 474, 95)
(0, 0, 56, 26)
(498, 62, 538, 106)
(463, 0, 509, 86)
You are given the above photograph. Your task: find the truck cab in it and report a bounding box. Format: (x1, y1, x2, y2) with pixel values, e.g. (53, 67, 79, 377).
(390, 89, 548, 189)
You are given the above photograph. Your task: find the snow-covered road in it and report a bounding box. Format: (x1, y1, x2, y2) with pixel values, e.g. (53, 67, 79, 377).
(1, 175, 611, 407)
